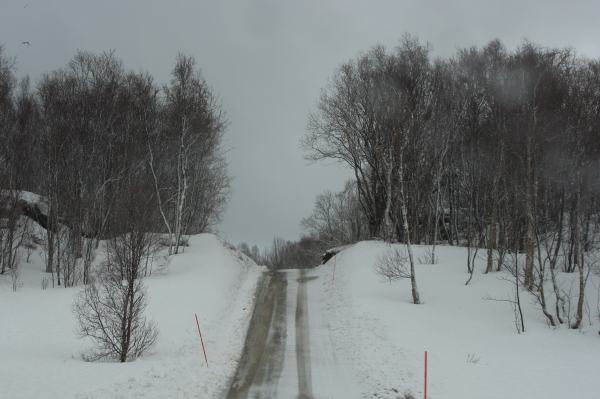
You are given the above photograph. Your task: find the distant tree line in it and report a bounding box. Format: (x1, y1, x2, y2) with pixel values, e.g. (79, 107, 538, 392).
(303, 35, 600, 320)
(0, 47, 229, 287)
(301, 180, 367, 248)
(251, 180, 367, 270)
(238, 236, 322, 269)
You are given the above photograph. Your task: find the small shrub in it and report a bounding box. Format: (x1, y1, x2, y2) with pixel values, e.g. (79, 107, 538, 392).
(74, 233, 158, 362)
(375, 247, 410, 282)
(418, 246, 437, 264)
(466, 353, 481, 364)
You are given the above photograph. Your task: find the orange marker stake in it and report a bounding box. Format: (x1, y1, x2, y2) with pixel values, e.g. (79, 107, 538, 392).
(424, 350, 428, 399)
(194, 313, 209, 367)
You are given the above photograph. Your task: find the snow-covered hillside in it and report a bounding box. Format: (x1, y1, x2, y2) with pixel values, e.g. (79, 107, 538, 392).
(0, 234, 263, 399)
(320, 241, 600, 399)
(3, 235, 599, 399)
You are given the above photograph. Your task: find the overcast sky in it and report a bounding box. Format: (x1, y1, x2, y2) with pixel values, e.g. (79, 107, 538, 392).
(2, 0, 600, 249)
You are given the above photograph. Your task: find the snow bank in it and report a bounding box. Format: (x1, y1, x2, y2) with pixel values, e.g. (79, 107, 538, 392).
(319, 241, 600, 399)
(0, 234, 263, 399)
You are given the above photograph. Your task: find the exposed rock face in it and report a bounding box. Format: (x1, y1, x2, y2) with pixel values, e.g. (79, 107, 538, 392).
(321, 245, 351, 264)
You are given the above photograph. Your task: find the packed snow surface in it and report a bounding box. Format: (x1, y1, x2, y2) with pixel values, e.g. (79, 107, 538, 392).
(0, 234, 263, 399)
(225, 268, 360, 399)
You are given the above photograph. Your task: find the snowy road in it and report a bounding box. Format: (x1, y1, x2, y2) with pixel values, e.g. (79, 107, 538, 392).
(226, 268, 359, 399)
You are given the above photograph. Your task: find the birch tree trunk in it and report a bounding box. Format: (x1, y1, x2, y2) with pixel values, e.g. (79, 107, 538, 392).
(550, 195, 565, 324)
(485, 211, 497, 273)
(572, 190, 585, 329)
(399, 152, 420, 304)
(173, 118, 190, 254)
(381, 146, 395, 242)
(431, 147, 447, 264)
(524, 135, 536, 291)
(147, 140, 173, 255)
(431, 181, 440, 264)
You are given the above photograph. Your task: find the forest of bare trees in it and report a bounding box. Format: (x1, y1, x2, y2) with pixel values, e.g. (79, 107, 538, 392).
(0, 47, 229, 287)
(3, 33, 600, 338)
(0, 47, 229, 360)
(302, 36, 600, 318)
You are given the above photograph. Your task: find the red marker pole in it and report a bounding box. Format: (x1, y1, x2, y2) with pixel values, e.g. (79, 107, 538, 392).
(424, 350, 428, 399)
(194, 313, 209, 367)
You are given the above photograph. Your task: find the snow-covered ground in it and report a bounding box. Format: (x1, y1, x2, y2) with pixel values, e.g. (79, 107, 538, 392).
(0, 233, 263, 399)
(3, 235, 599, 399)
(320, 241, 600, 399)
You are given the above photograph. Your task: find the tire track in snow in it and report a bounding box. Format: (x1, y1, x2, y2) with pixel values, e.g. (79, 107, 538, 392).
(225, 271, 288, 399)
(295, 269, 315, 399)
(225, 269, 327, 399)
